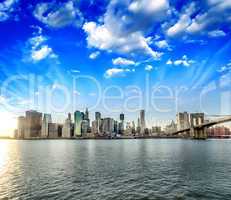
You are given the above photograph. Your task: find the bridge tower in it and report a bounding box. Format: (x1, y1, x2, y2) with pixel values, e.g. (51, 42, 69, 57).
(190, 113, 207, 139)
(190, 127, 207, 139)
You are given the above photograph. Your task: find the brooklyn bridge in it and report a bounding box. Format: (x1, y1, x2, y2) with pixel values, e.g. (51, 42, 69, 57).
(171, 115, 231, 139)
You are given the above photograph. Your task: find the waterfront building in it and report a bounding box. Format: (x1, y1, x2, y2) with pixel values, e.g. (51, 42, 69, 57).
(24, 110, 42, 138)
(118, 113, 125, 135)
(17, 116, 26, 139)
(207, 126, 231, 137)
(152, 126, 162, 134)
(74, 111, 83, 137)
(102, 118, 114, 136)
(62, 113, 72, 138)
(81, 120, 89, 135)
(176, 112, 190, 131)
(95, 112, 101, 121)
(48, 123, 58, 138)
(165, 120, 177, 134)
(41, 114, 52, 138)
(140, 110, 146, 134)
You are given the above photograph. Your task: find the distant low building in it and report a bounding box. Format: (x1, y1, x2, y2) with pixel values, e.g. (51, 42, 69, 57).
(165, 120, 177, 134)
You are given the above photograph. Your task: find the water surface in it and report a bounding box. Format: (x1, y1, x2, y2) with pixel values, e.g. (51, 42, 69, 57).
(0, 139, 231, 199)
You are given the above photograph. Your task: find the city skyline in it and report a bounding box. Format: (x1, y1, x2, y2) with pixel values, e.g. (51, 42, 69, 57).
(13, 108, 231, 140)
(0, 0, 231, 136)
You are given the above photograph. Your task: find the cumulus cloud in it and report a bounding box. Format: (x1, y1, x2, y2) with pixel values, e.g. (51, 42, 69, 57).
(155, 40, 171, 50)
(166, 1, 230, 38)
(25, 29, 58, 62)
(145, 65, 153, 71)
(166, 2, 196, 37)
(83, 22, 162, 59)
(112, 57, 136, 66)
(217, 62, 231, 73)
(208, 30, 226, 37)
(31, 45, 56, 61)
(104, 67, 135, 78)
(166, 55, 194, 67)
(83, 0, 168, 59)
(89, 51, 100, 59)
(0, 0, 18, 21)
(34, 1, 83, 28)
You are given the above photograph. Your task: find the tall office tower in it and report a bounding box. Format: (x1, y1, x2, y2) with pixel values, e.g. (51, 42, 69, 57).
(137, 117, 141, 135)
(118, 113, 125, 135)
(63, 113, 72, 138)
(95, 112, 101, 121)
(81, 120, 89, 135)
(68, 113, 71, 121)
(74, 111, 83, 137)
(24, 110, 42, 138)
(94, 112, 101, 135)
(132, 121, 136, 135)
(140, 110, 146, 134)
(41, 114, 52, 138)
(85, 108, 89, 120)
(176, 112, 190, 131)
(48, 123, 58, 138)
(84, 108, 90, 130)
(120, 113, 124, 121)
(17, 116, 26, 139)
(102, 118, 114, 136)
(114, 121, 118, 134)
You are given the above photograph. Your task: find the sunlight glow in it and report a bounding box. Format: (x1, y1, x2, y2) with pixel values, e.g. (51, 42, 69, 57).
(0, 112, 17, 137)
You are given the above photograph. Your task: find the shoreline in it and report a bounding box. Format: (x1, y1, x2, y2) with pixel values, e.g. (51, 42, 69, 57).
(1, 136, 231, 140)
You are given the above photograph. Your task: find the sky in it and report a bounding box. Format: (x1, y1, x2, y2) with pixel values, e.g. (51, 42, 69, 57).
(0, 0, 231, 135)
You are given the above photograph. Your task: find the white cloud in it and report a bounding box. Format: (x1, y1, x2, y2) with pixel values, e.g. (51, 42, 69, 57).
(217, 62, 231, 73)
(29, 35, 47, 49)
(167, 14, 191, 37)
(70, 69, 80, 73)
(104, 67, 135, 78)
(31, 45, 56, 61)
(186, 1, 231, 35)
(0, 0, 18, 21)
(145, 65, 153, 71)
(166, 2, 196, 37)
(34, 1, 83, 28)
(166, 55, 194, 67)
(208, 30, 226, 37)
(155, 40, 171, 50)
(82, 0, 167, 59)
(89, 51, 100, 59)
(166, 59, 173, 65)
(83, 22, 162, 59)
(112, 57, 136, 66)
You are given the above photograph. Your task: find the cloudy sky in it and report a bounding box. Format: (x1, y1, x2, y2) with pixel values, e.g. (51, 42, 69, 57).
(0, 0, 231, 133)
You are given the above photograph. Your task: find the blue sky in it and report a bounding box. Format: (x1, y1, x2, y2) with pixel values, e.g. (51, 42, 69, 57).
(0, 0, 231, 133)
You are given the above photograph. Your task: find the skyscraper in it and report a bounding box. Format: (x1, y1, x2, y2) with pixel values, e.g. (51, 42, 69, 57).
(41, 114, 52, 138)
(63, 113, 72, 138)
(24, 110, 42, 138)
(17, 116, 26, 139)
(94, 112, 101, 135)
(74, 111, 83, 137)
(102, 118, 114, 136)
(176, 112, 190, 131)
(140, 110, 145, 134)
(118, 113, 125, 135)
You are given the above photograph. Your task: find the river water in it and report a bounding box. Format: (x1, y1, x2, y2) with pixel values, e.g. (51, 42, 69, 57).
(0, 139, 231, 200)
